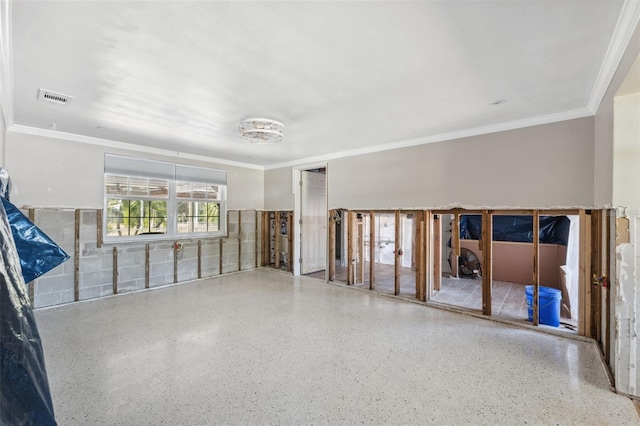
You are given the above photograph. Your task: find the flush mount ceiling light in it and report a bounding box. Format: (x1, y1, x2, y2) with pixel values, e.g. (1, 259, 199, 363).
(238, 118, 284, 144)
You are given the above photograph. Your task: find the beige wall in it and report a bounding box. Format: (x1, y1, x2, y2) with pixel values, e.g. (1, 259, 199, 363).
(613, 93, 640, 210)
(327, 118, 594, 209)
(594, 23, 640, 208)
(4, 131, 264, 210)
(263, 167, 293, 210)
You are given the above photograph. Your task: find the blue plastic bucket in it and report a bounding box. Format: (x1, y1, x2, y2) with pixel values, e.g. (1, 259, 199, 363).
(525, 286, 562, 327)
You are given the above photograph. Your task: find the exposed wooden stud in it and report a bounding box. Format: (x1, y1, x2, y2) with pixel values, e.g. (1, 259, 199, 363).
(369, 210, 375, 290)
(416, 211, 426, 301)
(329, 210, 336, 281)
(145, 244, 150, 289)
(173, 241, 178, 283)
(492, 209, 534, 216)
(451, 211, 460, 278)
(394, 210, 400, 296)
(197, 240, 202, 279)
(532, 210, 540, 326)
(74, 209, 80, 302)
(605, 209, 614, 363)
(238, 210, 242, 272)
(591, 210, 602, 341)
(112, 247, 118, 294)
(422, 210, 431, 301)
(96, 208, 103, 248)
(219, 238, 223, 275)
(262, 211, 269, 267)
(255, 211, 259, 269)
(356, 218, 364, 283)
(481, 210, 493, 316)
(433, 214, 441, 292)
(274, 213, 281, 269)
(288, 212, 294, 272)
(347, 211, 354, 285)
(28, 209, 36, 307)
(542, 209, 581, 216)
(578, 209, 592, 336)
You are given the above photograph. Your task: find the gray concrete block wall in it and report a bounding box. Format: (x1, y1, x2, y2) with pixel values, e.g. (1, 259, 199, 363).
(177, 242, 199, 282)
(149, 242, 174, 287)
(79, 211, 114, 300)
(23, 208, 261, 309)
(33, 210, 75, 308)
(240, 211, 257, 270)
(117, 245, 146, 292)
(221, 239, 239, 274)
(200, 240, 220, 277)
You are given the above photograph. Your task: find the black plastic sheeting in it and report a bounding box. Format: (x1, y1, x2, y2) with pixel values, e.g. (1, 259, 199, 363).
(1, 200, 58, 425)
(1, 198, 70, 283)
(460, 215, 571, 246)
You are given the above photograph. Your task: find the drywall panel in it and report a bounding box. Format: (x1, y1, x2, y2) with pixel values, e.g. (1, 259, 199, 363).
(328, 118, 594, 209)
(4, 131, 264, 209)
(6, 133, 104, 208)
(264, 167, 293, 210)
(613, 93, 640, 210)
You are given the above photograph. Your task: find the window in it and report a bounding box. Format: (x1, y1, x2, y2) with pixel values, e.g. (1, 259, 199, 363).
(104, 154, 226, 241)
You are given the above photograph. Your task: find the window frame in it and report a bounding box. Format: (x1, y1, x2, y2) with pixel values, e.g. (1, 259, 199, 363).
(103, 154, 227, 243)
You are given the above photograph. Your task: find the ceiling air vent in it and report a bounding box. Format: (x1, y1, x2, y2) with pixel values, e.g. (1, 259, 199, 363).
(38, 89, 72, 106)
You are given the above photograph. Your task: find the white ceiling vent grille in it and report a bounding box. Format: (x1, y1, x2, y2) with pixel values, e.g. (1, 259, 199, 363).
(38, 89, 72, 106)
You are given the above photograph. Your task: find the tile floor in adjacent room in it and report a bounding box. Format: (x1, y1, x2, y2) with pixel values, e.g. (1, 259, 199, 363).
(36, 268, 637, 425)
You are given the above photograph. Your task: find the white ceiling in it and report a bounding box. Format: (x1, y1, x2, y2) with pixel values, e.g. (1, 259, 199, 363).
(4, 1, 639, 168)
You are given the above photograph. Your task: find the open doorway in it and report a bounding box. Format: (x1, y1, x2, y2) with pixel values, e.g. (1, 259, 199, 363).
(293, 165, 328, 277)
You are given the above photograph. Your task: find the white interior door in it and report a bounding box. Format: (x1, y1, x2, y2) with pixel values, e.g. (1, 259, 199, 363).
(301, 170, 326, 274)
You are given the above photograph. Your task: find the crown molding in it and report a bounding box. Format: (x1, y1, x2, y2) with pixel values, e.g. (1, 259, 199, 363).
(7, 124, 265, 170)
(264, 108, 592, 170)
(587, 0, 640, 113)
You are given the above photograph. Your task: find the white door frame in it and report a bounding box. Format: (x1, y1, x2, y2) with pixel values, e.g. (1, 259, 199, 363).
(292, 162, 328, 276)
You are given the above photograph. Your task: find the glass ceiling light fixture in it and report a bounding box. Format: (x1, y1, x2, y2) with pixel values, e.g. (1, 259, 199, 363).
(238, 118, 284, 144)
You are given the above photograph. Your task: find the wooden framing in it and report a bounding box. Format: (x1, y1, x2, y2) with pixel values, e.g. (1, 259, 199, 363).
(451, 210, 460, 278)
(433, 214, 441, 292)
(481, 210, 493, 315)
(261, 211, 269, 267)
(578, 209, 592, 336)
(369, 210, 375, 290)
(328, 210, 336, 281)
(255, 211, 259, 269)
(238, 211, 242, 271)
(288, 212, 293, 272)
(112, 247, 118, 294)
(96, 208, 103, 248)
(219, 239, 223, 274)
(532, 210, 540, 326)
(590, 210, 602, 341)
(416, 211, 427, 301)
(145, 244, 150, 289)
(394, 210, 400, 296)
(197, 240, 202, 279)
(605, 209, 615, 361)
(356, 216, 364, 283)
(347, 211, 354, 285)
(173, 242, 179, 283)
(274, 215, 281, 268)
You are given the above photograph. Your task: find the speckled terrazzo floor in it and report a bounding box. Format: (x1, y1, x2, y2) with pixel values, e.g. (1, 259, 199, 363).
(36, 268, 638, 425)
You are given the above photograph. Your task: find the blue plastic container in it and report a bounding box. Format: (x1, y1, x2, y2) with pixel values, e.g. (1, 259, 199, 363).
(525, 286, 562, 327)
